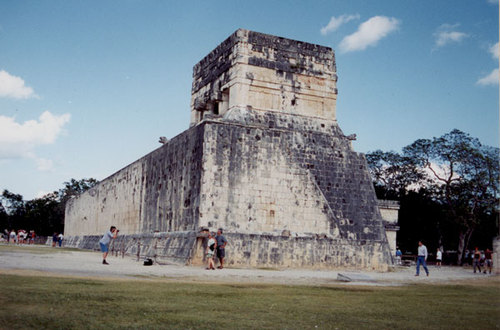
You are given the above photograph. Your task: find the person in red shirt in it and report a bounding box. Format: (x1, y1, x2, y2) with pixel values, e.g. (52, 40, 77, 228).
(29, 230, 36, 244)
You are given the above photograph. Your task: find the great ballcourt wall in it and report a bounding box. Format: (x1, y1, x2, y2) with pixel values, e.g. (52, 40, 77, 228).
(64, 29, 394, 270)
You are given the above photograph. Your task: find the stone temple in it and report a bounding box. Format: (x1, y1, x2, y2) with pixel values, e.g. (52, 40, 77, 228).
(64, 29, 393, 270)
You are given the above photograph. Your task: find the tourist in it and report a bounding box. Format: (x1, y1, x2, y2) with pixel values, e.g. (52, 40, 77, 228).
(52, 232, 58, 247)
(9, 230, 16, 244)
(206, 232, 216, 270)
(99, 226, 119, 265)
(215, 228, 227, 269)
(19, 229, 28, 244)
(484, 248, 492, 274)
(436, 248, 442, 268)
(473, 247, 482, 273)
(395, 247, 402, 265)
(58, 233, 64, 247)
(415, 241, 429, 277)
(29, 230, 35, 245)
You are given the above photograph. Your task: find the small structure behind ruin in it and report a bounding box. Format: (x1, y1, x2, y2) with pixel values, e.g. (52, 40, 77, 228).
(64, 29, 393, 269)
(378, 200, 400, 254)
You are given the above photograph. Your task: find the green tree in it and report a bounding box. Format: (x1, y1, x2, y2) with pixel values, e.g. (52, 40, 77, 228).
(0, 200, 9, 233)
(367, 130, 499, 264)
(1, 190, 26, 230)
(58, 178, 98, 203)
(24, 192, 63, 235)
(366, 150, 423, 198)
(403, 129, 499, 264)
(0, 178, 98, 236)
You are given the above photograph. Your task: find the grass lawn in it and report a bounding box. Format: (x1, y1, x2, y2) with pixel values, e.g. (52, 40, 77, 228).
(1, 274, 499, 329)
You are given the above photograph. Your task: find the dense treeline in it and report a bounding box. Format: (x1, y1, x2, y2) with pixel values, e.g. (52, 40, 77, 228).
(367, 129, 499, 264)
(0, 178, 98, 236)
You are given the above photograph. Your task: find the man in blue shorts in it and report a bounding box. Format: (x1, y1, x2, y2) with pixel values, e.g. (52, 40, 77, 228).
(215, 228, 227, 269)
(99, 226, 118, 265)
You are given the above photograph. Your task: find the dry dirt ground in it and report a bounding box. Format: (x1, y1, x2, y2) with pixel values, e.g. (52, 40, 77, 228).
(0, 244, 496, 286)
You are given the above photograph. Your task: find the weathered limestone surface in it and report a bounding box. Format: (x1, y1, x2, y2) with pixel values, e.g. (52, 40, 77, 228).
(190, 29, 337, 125)
(65, 125, 204, 236)
(64, 29, 392, 270)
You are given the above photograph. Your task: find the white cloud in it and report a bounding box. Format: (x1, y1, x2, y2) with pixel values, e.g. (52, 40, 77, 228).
(487, 0, 498, 4)
(476, 68, 499, 85)
(489, 42, 499, 59)
(0, 111, 70, 147)
(35, 158, 54, 171)
(339, 16, 400, 53)
(320, 14, 360, 35)
(0, 111, 70, 169)
(434, 24, 468, 48)
(0, 70, 37, 99)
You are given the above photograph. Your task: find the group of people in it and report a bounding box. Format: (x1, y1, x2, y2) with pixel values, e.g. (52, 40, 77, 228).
(51, 232, 64, 247)
(396, 241, 494, 276)
(2, 229, 65, 247)
(205, 229, 227, 270)
(97, 226, 229, 269)
(470, 247, 493, 274)
(3, 229, 36, 244)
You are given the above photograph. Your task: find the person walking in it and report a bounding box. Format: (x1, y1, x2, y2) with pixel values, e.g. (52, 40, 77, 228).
(484, 248, 492, 274)
(99, 226, 118, 265)
(29, 230, 36, 245)
(215, 228, 227, 269)
(473, 247, 482, 273)
(415, 241, 429, 277)
(58, 233, 64, 247)
(436, 248, 442, 268)
(9, 230, 16, 244)
(395, 247, 402, 265)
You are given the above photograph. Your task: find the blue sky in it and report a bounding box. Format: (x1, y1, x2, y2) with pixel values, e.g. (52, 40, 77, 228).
(0, 0, 498, 199)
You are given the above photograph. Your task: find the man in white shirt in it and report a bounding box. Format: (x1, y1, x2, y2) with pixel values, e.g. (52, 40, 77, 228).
(436, 248, 442, 268)
(9, 230, 16, 244)
(58, 233, 64, 247)
(415, 241, 429, 276)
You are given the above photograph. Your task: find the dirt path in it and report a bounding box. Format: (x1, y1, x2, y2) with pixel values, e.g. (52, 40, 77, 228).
(0, 244, 495, 286)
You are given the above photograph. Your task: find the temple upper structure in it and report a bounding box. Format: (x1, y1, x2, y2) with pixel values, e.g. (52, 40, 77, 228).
(190, 29, 338, 125)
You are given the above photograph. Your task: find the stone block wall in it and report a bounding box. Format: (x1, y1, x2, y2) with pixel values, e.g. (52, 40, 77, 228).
(199, 108, 387, 244)
(220, 233, 390, 269)
(65, 124, 204, 236)
(64, 113, 392, 269)
(378, 200, 400, 254)
(64, 29, 392, 270)
(198, 118, 333, 236)
(63, 232, 197, 265)
(64, 162, 144, 236)
(190, 29, 337, 125)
